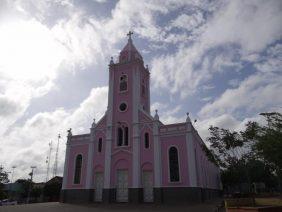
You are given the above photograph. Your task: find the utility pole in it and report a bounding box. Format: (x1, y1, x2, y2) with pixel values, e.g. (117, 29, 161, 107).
(9, 166, 16, 200)
(11, 166, 16, 183)
(27, 166, 36, 204)
(53, 134, 61, 177)
(45, 141, 53, 182)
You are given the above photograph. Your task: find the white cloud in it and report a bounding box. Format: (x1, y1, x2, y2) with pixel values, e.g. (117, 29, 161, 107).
(228, 79, 240, 88)
(167, 12, 204, 32)
(151, 102, 184, 124)
(195, 114, 241, 141)
(0, 86, 108, 181)
(151, 0, 282, 98)
(201, 96, 212, 102)
(199, 72, 282, 118)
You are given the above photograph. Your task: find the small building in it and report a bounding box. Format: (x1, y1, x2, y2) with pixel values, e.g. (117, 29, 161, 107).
(61, 32, 221, 204)
(43, 176, 62, 202)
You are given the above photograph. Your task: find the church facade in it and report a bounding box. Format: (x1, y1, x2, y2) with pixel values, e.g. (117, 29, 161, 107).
(61, 33, 221, 204)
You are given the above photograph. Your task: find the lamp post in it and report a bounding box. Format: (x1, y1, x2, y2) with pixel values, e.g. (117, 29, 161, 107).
(11, 166, 16, 183)
(26, 166, 36, 204)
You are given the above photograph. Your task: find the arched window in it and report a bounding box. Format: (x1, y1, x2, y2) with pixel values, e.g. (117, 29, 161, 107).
(117, 127, 123, 146)
(169, 147, 180, 182)
(119, 74, 127, 92)
(98, 138, 102, 152)
(117, 125, 129, 146)
(74, 154, 82, 184)
(144, 132, 149, 149)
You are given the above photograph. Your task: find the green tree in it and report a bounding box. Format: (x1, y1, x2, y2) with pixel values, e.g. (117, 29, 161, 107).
(206, 126, 246, 169)
(205, 112, 282, 193)
(0, 166, 9, 199)
(244, 112, 282, 190)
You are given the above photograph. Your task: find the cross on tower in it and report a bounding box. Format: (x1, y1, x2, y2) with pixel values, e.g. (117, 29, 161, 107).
(127, 31, 133, 39)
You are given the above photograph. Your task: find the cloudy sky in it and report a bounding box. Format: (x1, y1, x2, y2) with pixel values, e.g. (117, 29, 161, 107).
(0, 0, 281, 182)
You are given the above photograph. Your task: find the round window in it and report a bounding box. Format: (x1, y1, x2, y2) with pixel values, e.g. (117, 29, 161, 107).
(119, 103, 127, 111)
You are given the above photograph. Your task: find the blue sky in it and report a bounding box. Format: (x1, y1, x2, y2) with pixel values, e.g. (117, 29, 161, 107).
(0, 0, 281, 182)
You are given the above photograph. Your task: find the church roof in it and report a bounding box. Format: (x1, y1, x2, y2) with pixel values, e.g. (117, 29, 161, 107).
(119, 31, 143, 62)
(120, 37, 140, 54)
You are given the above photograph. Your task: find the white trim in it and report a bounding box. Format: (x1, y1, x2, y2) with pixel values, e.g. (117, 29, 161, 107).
(148, 72, 151, 114)
(186, 124, 197, 187)
(104, 68, 114, 189)
(72, 153, 84, 185)
(62, 143, 70, 189)
(132, 66, 141, 188)
(167, 145, 182, 183)
(153, 121, 161, 187)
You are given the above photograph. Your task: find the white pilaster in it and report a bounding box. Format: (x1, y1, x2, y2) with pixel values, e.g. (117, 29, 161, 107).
(153, 118, 161, 187)
(104, 67, 114, 189)
(132, 66, 141, 188)
(186, 122, 197, 187)
(62, 136, 71, 189)
(148, 72, 150, 113)
(132, 125, 140, 187)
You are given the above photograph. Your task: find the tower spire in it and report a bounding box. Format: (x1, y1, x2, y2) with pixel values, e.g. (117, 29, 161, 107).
(127, 31, 133, 40)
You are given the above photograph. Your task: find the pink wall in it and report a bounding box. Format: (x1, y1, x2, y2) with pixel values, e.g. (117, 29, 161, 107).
(111, 63, 134, 150)
(160, 135, 190, 187)
(67, 144, 89, 189)
(193, 132, 221, 189)
(140, 123, 154, 173)
(93, 130, 105, 177)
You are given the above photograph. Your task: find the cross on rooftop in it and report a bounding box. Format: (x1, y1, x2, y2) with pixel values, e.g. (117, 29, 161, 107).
(127, 31, 133, 39)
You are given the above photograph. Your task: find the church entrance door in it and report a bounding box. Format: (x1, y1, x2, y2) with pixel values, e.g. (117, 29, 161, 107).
(94, 172, 103, 202)
(142, 171, 154, 202)
(116, 170, 128, 202)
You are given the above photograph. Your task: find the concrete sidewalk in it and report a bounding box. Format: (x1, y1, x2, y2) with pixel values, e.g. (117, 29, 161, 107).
(0, 202, 224, 212)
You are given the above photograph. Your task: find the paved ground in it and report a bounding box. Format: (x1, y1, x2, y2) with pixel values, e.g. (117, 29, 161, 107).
(0, 202, 225, 212)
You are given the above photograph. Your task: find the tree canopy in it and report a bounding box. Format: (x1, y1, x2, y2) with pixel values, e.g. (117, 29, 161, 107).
(0, 166, 9, 199)
(205, 112, 282, 193)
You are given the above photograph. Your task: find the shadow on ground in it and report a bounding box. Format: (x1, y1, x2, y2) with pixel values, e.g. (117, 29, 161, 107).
(0, 201, 225, 212)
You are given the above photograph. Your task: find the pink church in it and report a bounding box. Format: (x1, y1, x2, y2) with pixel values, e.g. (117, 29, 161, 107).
(61, 32, 221, 204)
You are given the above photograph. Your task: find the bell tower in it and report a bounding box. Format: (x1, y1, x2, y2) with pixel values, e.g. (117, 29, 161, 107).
(103, 32, 150, 191)
(107, 32, 150, 137)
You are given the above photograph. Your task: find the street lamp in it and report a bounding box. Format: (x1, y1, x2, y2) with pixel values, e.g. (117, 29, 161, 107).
(11, 166, 16, 183)
(26, 166, 36, 204)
